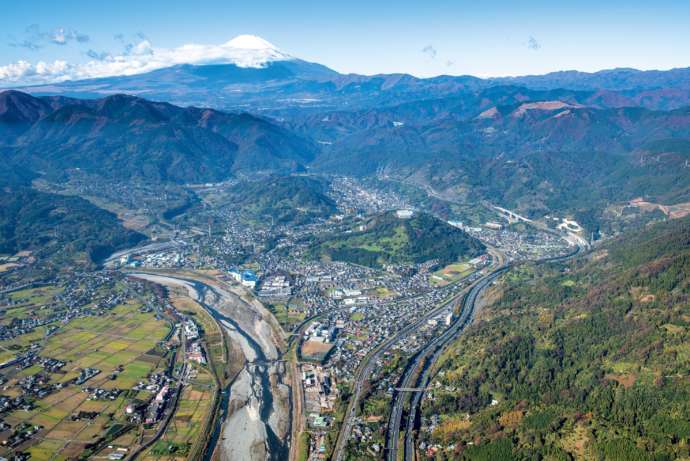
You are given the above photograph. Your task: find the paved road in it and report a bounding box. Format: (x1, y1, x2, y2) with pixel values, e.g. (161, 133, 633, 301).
(329, 261, 495, 461)
(385, 267, 508, 461)
(386, 245, 582, 461)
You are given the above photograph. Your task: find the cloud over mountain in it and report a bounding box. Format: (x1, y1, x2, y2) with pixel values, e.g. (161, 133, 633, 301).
(0, 34, 290, 86)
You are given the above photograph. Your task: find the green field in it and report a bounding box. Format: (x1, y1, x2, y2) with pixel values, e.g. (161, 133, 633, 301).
(0, 289, 171, 461)
(430, 262, 474, 286)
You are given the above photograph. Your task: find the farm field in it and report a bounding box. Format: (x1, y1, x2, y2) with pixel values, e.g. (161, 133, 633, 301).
(0, 291, 172, 460)
(141, 363, 216, 460)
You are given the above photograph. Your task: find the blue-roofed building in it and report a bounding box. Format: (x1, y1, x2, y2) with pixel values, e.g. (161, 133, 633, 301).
(241, 270, 258, 289)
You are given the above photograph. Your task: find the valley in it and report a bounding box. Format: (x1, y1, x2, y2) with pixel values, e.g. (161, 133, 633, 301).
(1, 23, 689, 461)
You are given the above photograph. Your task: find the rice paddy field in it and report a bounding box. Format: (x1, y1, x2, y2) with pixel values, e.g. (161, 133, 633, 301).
(0, 286, 172, 460)
(141, 363, 216, 460)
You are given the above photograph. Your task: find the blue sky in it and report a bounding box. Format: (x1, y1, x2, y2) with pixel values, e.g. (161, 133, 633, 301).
(2, 0, 690, 85)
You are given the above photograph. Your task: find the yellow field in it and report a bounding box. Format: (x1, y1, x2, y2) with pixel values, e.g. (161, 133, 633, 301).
(0, 298, 171, 460)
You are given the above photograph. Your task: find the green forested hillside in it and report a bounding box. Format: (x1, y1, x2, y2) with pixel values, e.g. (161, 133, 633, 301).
(310, 211, 485, 268)
(228, 175, 337, 225)
(0, 188, 145, 265)
(0, 91, 316, 184)
(421, 216, 690, 461)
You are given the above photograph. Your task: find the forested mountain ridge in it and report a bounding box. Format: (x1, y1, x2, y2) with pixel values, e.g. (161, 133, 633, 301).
(0, 188, 145, 266)
(225, 175, 337, 225)
(0, 90, 316, 184)
(420, 215, 690, 460)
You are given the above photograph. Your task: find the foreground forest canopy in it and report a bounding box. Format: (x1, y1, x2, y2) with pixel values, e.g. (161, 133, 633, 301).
(422, 216, 690, 460)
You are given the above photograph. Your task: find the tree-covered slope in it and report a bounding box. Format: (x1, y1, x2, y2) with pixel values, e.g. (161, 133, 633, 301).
(0, 91, 316, 184)
(421, 216, 690, 460)
(310, 211, 485, 268)
(227, 175, 337, 225)
(0, 188, 145, 265)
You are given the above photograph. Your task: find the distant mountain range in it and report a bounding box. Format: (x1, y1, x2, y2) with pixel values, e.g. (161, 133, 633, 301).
(3, 38, 690, 231)
(11, 54, 690, 113)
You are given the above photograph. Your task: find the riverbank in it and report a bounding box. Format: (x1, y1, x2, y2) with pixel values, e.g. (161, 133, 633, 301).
(129, 272, 291, 461)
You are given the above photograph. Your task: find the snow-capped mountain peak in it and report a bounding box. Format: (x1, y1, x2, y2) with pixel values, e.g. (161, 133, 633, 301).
(225, 34, 278, 50)
(0, 34, 295, 86)
(219, 34, 291, 67)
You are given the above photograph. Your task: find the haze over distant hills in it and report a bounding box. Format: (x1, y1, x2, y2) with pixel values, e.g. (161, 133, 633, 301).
(3, 35, 690, 236)
(10, 35, 690, 113)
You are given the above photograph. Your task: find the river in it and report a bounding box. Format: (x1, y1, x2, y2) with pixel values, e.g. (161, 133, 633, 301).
(129, 272, 290, 461)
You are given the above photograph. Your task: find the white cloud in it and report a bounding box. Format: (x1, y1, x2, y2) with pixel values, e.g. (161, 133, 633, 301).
(0, 61, 34, 80)
(0, 34, 291, 86)
(50, 28, 90, 45)
(8, 25, 89, 50)
(422, 45, 437, 59)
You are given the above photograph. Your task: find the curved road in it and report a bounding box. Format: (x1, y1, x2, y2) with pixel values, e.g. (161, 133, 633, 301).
(330, 248, 504, 461)
(385, 267, 508, 461)
(386, 245, 582, 461)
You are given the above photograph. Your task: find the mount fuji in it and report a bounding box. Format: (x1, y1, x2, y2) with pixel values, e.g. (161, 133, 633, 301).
(9, 35, 690, 114)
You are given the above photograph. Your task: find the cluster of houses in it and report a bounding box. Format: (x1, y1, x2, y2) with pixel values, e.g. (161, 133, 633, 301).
(330, 288, 370, 307)
(145, 385, 170, 424)
(302, 364, 338, 416)
(186, 342, 206, 365)
(258, 275, 292, 298)
(84, 388, 121, 401)
(129, 372, 175, 426)
(75, 368, 100, 385)
(183, 319, 199, 341)
(119, 251, 185, 269)
(0, 423, 42, 449)
(303, 321, 338, 344)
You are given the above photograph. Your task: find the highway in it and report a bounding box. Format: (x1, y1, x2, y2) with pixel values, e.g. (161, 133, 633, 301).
(385, 267, 508, 461)
(385, 245, 582, 461)
(331, 286, 470, 460)
(330, 248, 504, 461)
(329, 293, 459, 461)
